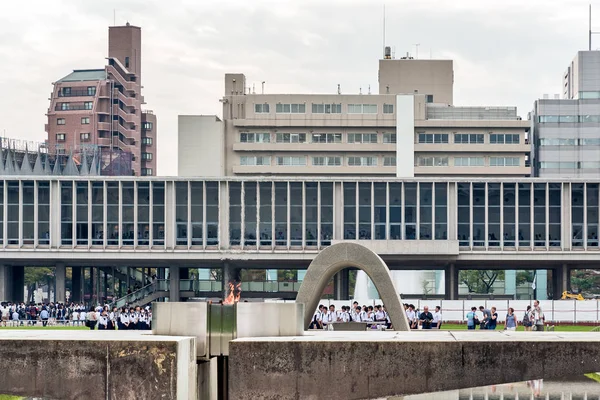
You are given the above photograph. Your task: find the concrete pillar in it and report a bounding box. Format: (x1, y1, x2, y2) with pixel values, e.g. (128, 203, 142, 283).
(169, 266, 180, 301)
(55, 263, 66, 304)
(333, 269, 350, 300)
(536, 270, 548, 300)
(444, 264, 458, 300)
(0, 265, 11, 302)
(553, 264, 570, 300)
(11, 266, 24, 303)
(505, 270, 516, 298)
(222, 262, 240, 300)
(198, 358, 218, 400)
(72, 267, 82, 303)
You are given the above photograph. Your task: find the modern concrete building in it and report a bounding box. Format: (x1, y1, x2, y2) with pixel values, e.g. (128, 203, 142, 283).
(179, 57, 530, 178)
(45, 24, 157, 176)
(1, 176, 598, 304)
(532, 51, 600, 178)
(178, 116, 223, 177)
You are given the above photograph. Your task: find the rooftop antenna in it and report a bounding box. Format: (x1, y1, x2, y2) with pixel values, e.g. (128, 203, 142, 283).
(252, 83, 255, 94)
(414, 43, 420, 59)
(382, 4, 386, 57)
(261, 81, 265, 94)
(337, 84, 341, 95)
(590, 5, 600, 50)
(368, 84, 371, 95)
(359, 86, 362, 95)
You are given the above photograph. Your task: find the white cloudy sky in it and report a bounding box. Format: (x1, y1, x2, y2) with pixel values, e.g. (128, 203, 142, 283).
(0, 0, 593, 175)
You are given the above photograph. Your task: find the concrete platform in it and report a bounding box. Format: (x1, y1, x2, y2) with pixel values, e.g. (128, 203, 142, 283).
(229, 331, 600, 400)
(0, 330, 196, 400)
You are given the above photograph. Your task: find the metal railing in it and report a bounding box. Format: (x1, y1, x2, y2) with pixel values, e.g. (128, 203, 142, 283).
(54, 103, 92, 111)
(241, 281, 302, 292)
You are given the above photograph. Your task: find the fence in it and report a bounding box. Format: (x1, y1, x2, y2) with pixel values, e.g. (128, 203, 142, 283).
(268, 299, 600, 323)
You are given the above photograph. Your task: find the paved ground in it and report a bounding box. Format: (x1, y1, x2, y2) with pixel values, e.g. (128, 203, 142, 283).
(0, 329, 170, 341)
(234, 329, 600, 343)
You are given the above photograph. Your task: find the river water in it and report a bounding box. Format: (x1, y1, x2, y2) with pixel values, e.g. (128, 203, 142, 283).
(388, 376, 600, 399)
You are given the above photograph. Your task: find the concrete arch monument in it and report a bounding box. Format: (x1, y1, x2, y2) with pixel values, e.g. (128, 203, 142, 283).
(296, 242, 410, 331)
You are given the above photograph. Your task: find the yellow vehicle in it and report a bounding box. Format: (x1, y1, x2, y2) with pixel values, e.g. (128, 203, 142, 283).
(561, 291, 585, 301)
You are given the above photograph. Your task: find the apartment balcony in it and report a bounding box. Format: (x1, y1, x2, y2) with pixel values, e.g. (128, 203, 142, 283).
(58, 89, 96, 98)
(233, 142, 396, 152)
(54, 103, 92, 112)
(232, 165, 396, 175)
(113, 121, 137, 140)
(97, 122, 112, 131)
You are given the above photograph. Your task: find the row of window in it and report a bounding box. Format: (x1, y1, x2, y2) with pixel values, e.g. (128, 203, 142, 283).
(56, 133, 90, 142)
(538, 115, 600, 123)
(59, 86, 96, 97)
(417, 133, 521, 145)
(539, 161, 600, 169)
(57, 117, 90, 125)
(58, 102, 93, 111)
(539, 138, 600, 146)
(6, 180, 600, 249)
(240, 156, 397, 167)
(254, 103, 394, 115)
(142, 122, 153, 131)
(417, 156, 521, 167)
(241, 132, 397, 144)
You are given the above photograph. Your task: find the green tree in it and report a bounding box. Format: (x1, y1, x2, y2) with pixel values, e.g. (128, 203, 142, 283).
(24, 267, 54, 303)
(459, 270, 505, 294)
(516, 270, 534, 286)
(571, 270, 595, 293)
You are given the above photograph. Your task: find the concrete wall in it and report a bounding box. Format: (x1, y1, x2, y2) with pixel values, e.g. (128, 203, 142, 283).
(396, 94, 415, 177)
(178, 115, 224, 177)
(229, 331, 600, 400)
(378, 59, 454, 104)
(0, 331, 196, 400)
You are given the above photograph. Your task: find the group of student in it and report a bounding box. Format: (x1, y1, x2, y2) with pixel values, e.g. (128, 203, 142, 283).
(465, 300, 545, 331)
(404, 304, 443, 329)
(89, 305, 152, 331)
(0, 301, 152, 330)
(309, 301, 392, 329)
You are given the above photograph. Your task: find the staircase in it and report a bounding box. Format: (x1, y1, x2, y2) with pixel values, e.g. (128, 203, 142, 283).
(112, 280, 169, 309)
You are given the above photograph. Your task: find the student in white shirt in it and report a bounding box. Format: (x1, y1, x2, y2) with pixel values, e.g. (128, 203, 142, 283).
(72, 310, 79, 326)
(79, 310, 87, 325)
(118, 307, 130, 330)
(359, 306, 369, 322)
(405, 305, 416, 329)
(97, 310, 109, 330)
(432, 306, 442, 329)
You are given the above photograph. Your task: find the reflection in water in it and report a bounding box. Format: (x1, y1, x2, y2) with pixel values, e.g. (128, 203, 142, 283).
(386, 377, 600, 399)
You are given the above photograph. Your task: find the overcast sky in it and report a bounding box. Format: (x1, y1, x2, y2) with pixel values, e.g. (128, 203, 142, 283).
(0, 0, 594, 175)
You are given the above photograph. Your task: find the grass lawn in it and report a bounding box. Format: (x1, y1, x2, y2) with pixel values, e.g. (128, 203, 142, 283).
(0, 325, 89, 330)
(441, 323, 596, 332)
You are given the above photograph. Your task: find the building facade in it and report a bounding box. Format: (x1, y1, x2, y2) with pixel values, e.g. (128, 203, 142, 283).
(179, 57, 530, 178)
(532, 51, 600, 178)
(45, 24, 157, 176)
(1, 175, 598, 304)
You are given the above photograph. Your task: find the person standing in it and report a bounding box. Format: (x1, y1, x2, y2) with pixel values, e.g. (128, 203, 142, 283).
(522, 305, 533, 331)
(86, 308, 97, 330)
(505, 307, 518, 331)
(487, 307, 498, 330)
(405, 305, 416, 329)
(432, 306, 442, 329)
(479, 306, 491, 329)
(533, 300, 545, 331)
(40, 306, 49, 327)
(118, 307, 130, 330)
(418, 306, 434, 329)
(466, 307, 478, 330)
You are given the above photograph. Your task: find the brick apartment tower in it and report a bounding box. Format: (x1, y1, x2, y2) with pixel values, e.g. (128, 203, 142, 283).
(46, 23, 157, 176)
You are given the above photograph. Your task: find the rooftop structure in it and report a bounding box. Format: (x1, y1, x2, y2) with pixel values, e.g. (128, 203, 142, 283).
(179, 56, 530, 178)
(45, 24, 157, 176)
